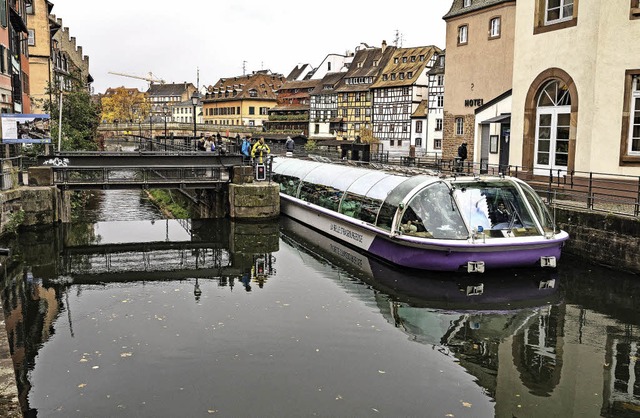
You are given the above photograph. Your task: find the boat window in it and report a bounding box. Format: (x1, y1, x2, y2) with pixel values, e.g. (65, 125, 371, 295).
(299, 181, 342, 211)
(518, 181, 556, 233)
(400, 182, 468, 239)
(273, 173, 301, 197)
(376, 176, 432, 231)
(453, 180, 539, 237)
(339, 192, 382, 224)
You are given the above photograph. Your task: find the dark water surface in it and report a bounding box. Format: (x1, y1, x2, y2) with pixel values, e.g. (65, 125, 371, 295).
(1, 190, 639, 417)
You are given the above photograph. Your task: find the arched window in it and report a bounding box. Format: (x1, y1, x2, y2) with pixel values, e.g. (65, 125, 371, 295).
(534, 80, 571, 174)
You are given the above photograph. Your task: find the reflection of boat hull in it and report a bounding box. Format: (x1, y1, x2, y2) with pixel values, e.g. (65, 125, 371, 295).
(281, 197, 567, 272)
(280, 216, 561, 311)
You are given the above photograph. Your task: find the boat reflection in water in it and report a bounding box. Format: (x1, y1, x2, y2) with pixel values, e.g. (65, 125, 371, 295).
(272, 158, 569, 273)
(280, 216, 564, 402)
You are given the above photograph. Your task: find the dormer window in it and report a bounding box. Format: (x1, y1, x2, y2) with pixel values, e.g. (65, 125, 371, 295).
(463, 0, 471, 7)
(383, 74, 388, 81)
(394, 58, 399, 64)
(357, 62, 363, 68)
(249, 89, 258, 97)
(402, 57, 407, 63)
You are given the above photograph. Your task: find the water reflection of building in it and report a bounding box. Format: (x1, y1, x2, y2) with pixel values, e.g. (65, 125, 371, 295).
(1, 268, 64, 416)
(280, 217, 640, 416)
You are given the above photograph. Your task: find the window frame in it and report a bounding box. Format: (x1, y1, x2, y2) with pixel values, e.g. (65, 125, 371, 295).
(457, 25, 469, 46)
(489, 16, 501, 39)
(534, 0, 578, 34)
(620, 70, 640, 164)
(631, 0, 640, 19)
(455, 117, 464, 136)
(544, 0, 574, 25)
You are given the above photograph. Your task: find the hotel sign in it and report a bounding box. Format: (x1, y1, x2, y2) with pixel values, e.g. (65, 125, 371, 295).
(464, 99, 484, 107)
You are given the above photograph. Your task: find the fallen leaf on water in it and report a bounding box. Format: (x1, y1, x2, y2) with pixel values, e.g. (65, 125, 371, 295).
(92, 366, 99, 369)
(445, 414, 454, 417)
(335, 395, 343, 400)
(378, 370, 386, 374)
(120, 352, 133, 358)
(207, 410, 217, 414)
(79, 358, 88, 363)
(461, 401, 472, 408)
(78, 383, 86, 388)
(372, 408, 379, 413)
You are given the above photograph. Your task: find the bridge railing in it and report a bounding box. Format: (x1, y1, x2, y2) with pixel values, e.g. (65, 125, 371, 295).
(51, 165, 233, 189)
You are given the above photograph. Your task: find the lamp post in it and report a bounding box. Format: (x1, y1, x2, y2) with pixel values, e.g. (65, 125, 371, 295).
(163, 105, 168, 139)
(191, 91, 199, 151)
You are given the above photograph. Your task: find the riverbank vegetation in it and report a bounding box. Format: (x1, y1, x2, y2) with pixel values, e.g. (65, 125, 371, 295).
(146, 190, 190, 219)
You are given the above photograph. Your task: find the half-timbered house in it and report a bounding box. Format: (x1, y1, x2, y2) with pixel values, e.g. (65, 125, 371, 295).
(370, 45, 441, 154)
(308, 72, 346, 140)
(334, 42, 395, 141)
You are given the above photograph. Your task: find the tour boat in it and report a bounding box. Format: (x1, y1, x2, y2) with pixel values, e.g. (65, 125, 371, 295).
(271, 158, 569, 273)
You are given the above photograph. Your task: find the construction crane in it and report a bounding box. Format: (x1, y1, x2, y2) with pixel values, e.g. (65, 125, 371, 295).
(108, 71, 165, 86)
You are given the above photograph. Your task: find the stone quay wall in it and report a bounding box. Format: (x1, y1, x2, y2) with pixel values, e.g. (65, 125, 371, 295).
(555, 208, 640, 274)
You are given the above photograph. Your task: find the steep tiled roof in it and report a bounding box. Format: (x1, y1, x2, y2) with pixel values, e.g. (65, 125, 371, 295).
(310, 72, 346, 95)
(277, 79, 322, 92)
(286, 64, 312, 81)
(411, 100, 429, 118)
(370, 45, 441, 89)
(205, 71, 285, 101)
(334, 45, 396, 93)
(444, 0, 514, 19)
(147, 83, 195, 96)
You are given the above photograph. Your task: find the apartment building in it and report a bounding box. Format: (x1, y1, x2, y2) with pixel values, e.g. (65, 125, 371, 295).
(203, 70, 284, 129)
(1, 0, 32, 114)
(370, 45, 441, 154)
(442, 0, 516, 162)
(334, 42, 395, 141)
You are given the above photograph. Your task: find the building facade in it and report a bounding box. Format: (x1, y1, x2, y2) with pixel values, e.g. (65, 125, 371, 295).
(426, 52, 446, 155)
(1, 0, 32, 114)
(442, 0, 516, 162)
(203, 70, 284, 129)
(510, 0, 640, 176)
(308, 72, 345, 140)
(265, 78, 320, 136)
(370, 45, 440, 154)
(146, 82, 196, 123)
(334, 42, 395, 141)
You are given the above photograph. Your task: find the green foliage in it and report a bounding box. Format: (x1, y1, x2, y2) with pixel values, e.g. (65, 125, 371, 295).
(304, 139, 317, 151)
(43, 72, 101, 152)
(4, 209, 25, 235)
(147, 190, 190, 219)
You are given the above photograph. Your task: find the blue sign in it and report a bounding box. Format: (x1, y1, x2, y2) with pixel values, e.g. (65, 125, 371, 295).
(1, 114, 52, 144)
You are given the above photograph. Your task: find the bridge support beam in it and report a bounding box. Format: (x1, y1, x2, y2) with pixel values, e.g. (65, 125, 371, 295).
(194, 188, 228, 219)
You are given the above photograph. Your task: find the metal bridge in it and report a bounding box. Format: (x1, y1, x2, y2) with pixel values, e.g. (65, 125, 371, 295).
(36, 151, 246, 190)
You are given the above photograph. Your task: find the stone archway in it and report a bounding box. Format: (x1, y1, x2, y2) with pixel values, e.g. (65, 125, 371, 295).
(522, 68, 578, 172)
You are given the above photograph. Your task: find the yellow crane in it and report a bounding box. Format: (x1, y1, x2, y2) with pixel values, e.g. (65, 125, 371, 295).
(108, 71, 165, 87)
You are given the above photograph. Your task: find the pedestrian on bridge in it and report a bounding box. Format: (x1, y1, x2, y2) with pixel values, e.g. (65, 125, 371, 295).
(251, 137, 271, 164)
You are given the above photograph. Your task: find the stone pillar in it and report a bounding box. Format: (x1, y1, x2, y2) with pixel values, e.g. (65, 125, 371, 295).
(228, 183, 279, 220)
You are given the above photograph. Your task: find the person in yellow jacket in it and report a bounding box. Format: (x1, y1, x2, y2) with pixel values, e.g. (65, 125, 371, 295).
(251, 137, 271, 163)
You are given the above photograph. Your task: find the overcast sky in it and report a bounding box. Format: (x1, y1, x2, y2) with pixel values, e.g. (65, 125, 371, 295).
(50, 1, 452, 94)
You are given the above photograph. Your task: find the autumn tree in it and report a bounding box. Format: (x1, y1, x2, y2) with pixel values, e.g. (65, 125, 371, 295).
(100, 87, 150, 124)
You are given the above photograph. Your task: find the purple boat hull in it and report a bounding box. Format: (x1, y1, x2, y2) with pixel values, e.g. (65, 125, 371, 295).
(368, 236, 564, 271)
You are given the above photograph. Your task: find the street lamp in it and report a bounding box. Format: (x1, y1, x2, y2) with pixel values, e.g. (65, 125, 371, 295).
(149, 108, 153, 140)
(191, 91, 199, 150)
(163, 105, 168, 139)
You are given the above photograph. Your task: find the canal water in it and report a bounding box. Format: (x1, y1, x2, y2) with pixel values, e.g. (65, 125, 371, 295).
(1, 189, 639, 417)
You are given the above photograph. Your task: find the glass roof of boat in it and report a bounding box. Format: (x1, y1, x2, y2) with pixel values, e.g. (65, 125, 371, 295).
(272, 158, 439, 200)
